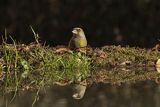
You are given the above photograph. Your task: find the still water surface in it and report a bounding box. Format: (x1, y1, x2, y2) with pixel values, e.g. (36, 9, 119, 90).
(0, 81, 160, 107)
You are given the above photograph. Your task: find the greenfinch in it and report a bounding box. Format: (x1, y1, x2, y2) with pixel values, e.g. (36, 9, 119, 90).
(69, 27, 87, 49)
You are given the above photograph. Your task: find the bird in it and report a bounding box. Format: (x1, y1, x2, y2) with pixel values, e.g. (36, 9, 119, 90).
(68, 27, 87, 49)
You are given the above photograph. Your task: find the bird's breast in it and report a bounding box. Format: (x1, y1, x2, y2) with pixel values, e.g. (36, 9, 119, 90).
(74, 37, 87, 48)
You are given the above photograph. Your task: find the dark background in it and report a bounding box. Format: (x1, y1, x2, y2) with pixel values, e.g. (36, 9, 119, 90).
(0, 0, 160, 48)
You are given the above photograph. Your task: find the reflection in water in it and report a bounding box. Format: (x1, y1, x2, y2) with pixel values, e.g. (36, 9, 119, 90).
(0, 81, 160, 107)
(156, 59, 160, 73)
(72, 80, 87, 100)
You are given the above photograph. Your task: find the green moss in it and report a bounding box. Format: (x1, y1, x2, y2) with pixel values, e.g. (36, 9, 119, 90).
(100, 45, 160, 66)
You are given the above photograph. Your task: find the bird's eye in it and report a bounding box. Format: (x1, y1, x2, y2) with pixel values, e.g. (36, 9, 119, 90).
(77, 28, 81, 31)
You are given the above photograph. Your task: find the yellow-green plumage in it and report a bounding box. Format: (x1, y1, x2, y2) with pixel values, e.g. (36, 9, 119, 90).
(69, 27, 87, 49)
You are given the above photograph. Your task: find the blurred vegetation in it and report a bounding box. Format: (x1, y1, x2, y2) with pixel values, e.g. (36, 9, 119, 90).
(0, 0, 160, 47)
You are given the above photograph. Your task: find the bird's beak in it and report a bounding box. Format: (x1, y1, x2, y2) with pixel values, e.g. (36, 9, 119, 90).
(72, 29, 77, 34)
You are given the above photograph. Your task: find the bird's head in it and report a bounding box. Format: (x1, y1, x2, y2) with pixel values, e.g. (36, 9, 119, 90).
(72, 27, 85, 37)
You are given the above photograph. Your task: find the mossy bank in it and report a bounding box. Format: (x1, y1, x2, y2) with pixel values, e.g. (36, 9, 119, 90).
(0, 41, 160, 93)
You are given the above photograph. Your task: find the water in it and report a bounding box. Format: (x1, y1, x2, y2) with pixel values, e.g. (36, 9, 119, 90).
(0, 80, 160, 107)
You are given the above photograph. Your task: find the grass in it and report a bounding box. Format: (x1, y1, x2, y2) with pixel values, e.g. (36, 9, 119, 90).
(1, 43, 91, 92)
(0, 29, 92, 94)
